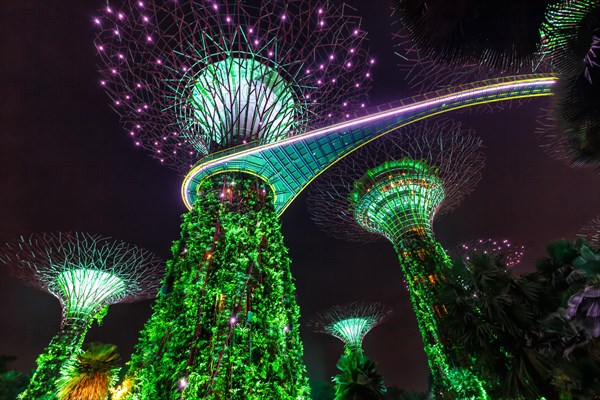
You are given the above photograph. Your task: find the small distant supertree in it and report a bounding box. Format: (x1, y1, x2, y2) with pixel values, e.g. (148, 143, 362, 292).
(539, 0, 600, 167)
(308, 119, 489, 399)
(312, 303, 390, 400)
(393, 0, 557, 70)
(313, 302, 391, 352)
(449, 239, 526, 269)
(0, 232, 163, 400)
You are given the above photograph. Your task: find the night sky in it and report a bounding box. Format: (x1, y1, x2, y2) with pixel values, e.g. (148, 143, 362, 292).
(1, 0, 599, 393)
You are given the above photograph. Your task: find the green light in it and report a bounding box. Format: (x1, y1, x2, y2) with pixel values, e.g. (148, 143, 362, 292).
(541, 0, 598, 52)
(331, 317, 373, 349)
(349, 159, 444, 243)
(56, 269, 126, 319)
(350, 159, 489, 399)
(190, 57, 298, 151)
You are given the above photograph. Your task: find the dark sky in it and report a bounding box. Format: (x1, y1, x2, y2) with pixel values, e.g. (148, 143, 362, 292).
(0, 0, 599, 393)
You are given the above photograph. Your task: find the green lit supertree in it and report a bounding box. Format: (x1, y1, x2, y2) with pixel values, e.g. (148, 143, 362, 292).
(312, 302, 391, 400)
(308, 119, 489, 399)
(93, 1, 373, 398)
(539, 0, 600, 168)
(0, 232, 163, 400)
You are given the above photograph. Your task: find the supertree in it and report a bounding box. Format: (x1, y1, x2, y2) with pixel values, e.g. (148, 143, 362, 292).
(538, 0, 600, 168)
(393, 0, 560, 71)
(312, 302, 391, 400)
(0, 232, 163, 400)
(312, 302, 391, 352)
(93, 1, 373, 398)
(448, 239, 526, 269)
(308, 119, 489, 399)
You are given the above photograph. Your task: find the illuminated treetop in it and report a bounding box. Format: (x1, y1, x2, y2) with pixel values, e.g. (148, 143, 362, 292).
(312, 302, 391, 350)
(94, 0, 373, 171)
(0, 232, 163, 322)
(449, 239, 526, 268)
(308, 119, 485, 243)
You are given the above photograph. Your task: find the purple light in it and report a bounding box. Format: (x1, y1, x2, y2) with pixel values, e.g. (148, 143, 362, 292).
(142, 15, 149, 23)
(94, 18, 101, 25)
(230, 316, 237, 324)
(138, 1, 144, 7)
(118, 12, 125, 20)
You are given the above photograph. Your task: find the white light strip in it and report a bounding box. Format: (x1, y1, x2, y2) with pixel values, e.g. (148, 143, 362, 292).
(182, 77, 557, 208)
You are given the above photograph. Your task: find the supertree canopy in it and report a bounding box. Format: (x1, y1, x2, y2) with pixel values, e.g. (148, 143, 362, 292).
(0, 232, 163, 400)
(391, 12, 553, 100)
(449, 239, 526, 269)
(308, 119, 489, 399)
(94, 0, 373, 171)
(312, 303, 390, 400)
(312, 302, 391, 351)
(93, 2, 375, 398)
(539, 0, 600, 167)
(393, 0, 558, 70)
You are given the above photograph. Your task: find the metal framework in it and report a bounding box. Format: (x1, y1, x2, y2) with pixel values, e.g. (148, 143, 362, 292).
(392, 25, 552, 103)
(94, 0, 373, 171)
(448, 239, 526, 268)
(312, 302, 391, 350)
(0, 232, 163, 322)
(183, 74, 557, 214)
(307, 119, 484, 242)
(393, 0, 554, 70)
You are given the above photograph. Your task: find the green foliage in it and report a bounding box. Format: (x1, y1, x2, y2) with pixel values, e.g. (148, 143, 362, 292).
(57, 343, 120, 400)
(0, 356, 30, 400)
(18, 319, 92, 400)
(124, 175, 310, 399)
(439, 239, 600, 399)
(333, 350, 386, 400)
(439, 252, 555, 399)
(394, 239, 488, 400)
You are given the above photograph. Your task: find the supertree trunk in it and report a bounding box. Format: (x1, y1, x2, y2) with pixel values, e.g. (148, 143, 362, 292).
(393, 236, 487, 400)
(19, 317, 91, 400)
(125, 174, 310, 399)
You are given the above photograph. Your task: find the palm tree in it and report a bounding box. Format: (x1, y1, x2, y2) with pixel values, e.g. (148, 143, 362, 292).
(57, 343, 120, 400)
(333, 350, 386, 400)
(438, 252, 555, 399)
